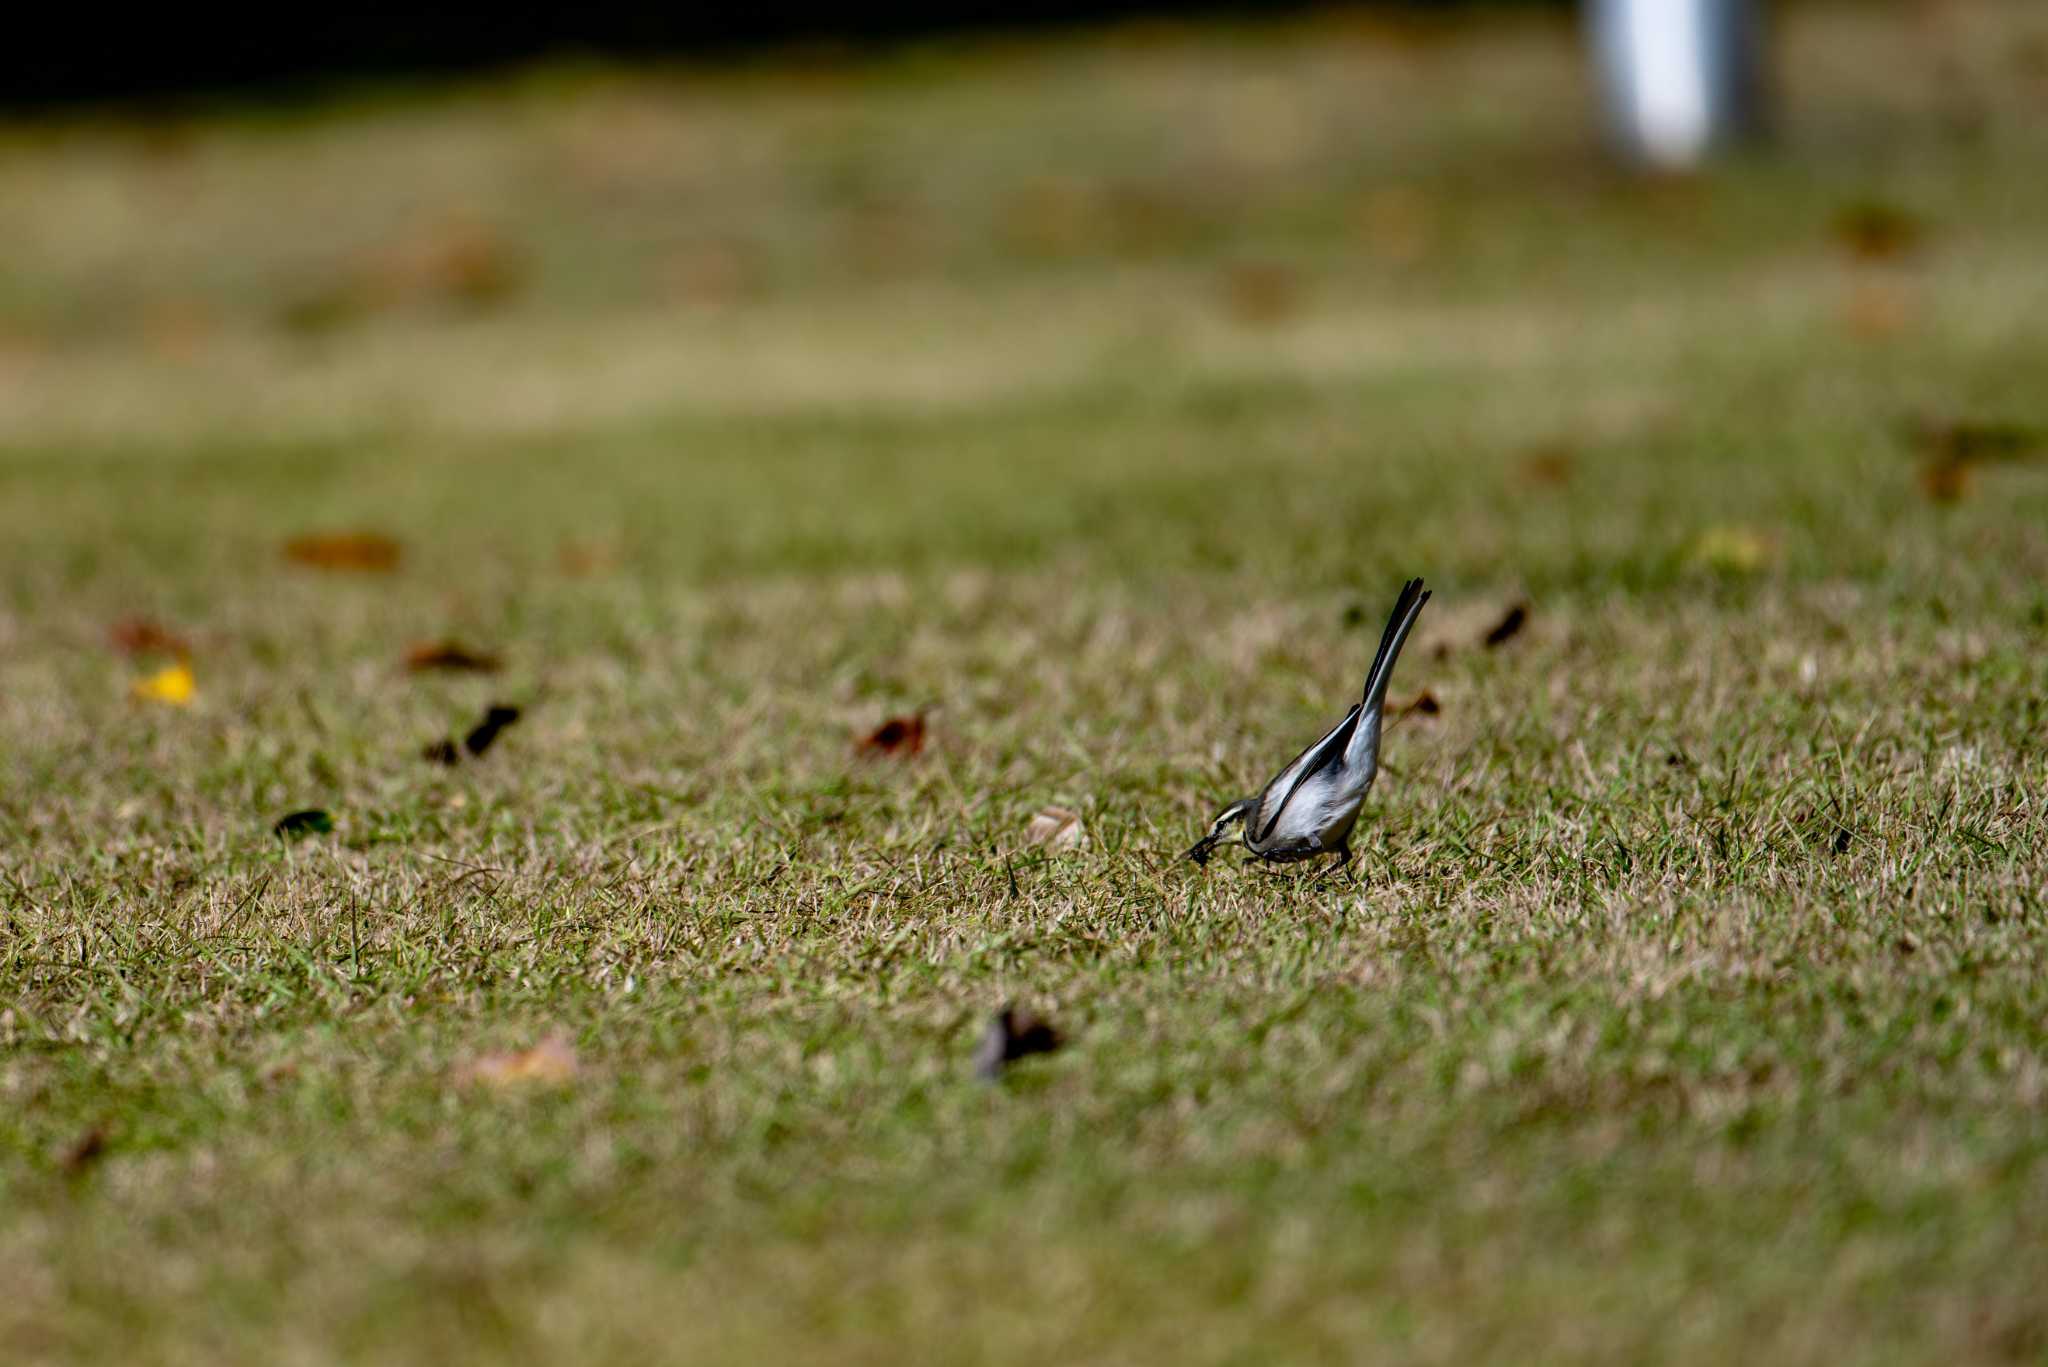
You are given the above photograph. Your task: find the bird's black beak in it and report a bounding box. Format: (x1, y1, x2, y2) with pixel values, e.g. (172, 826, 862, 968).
(1184, 839, 1215, 866)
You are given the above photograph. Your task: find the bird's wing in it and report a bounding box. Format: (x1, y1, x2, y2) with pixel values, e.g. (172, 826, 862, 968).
(1252, 703, 1360, 844)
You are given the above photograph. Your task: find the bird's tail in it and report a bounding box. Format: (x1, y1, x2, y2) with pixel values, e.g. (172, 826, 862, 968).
(1360, 577, 1430, 717)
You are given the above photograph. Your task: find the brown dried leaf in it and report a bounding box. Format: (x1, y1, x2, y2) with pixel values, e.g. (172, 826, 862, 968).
(109, 617, 190, 658)
(1392, 689, 1441, 717)
(458, 1033, 578, 1089)
(1919, 458, 1974, 503)
(1024, 806, 1085, 850)
(1906, 418, 2042, 503)
(57, 1125, 110, 1176)
(405, 640, 503, 673)
(857, 713, 925, 758)
(1907, 416, 2042, 465)
(285, 532, 402, 573)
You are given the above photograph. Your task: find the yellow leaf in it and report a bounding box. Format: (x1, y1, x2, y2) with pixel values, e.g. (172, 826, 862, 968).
(131, 661, 195, 705)
(1688, 526, 1774, 574)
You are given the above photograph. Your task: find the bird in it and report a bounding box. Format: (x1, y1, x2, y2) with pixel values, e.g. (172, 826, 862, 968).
(1186, 577, 1430, 879)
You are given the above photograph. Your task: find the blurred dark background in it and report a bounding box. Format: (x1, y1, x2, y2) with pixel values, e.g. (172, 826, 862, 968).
(4, 2, 1563, 109)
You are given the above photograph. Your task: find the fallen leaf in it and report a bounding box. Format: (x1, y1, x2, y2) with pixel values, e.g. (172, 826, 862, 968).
(857, 713, 926, 758)
(111, 618, 190, 658)
(973, 1004, 1064, 1081)
(285, 532, 402, 573)
(1024, 806, 1086, 851)
(1907, 417, 2042, 503)
(405, 640, 502, 673)
(1482, 603, 1529, 649)
(1908, 417, 2042, 463)
(464, 704, 522, 757)
(1918, 457, 1974, 503)
(1392, 689, 1441, 717)
(57, 1125, 110, 1176)
(1688, 526, 1775, 574)
(131, 661, 196, 705)
(1832, 199, 1927, 261)
(459, 1033, 578, 1088)
(273, 809, 333, 840)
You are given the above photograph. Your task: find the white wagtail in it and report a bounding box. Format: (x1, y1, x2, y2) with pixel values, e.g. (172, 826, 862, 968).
(1186, 577, 1430, 877)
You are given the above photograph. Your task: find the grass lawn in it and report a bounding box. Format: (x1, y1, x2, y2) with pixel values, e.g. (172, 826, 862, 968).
(4, 3, 2048, 1362)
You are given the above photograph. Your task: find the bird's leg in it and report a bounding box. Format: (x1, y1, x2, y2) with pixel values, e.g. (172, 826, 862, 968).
(1312, 844, 1352, 885)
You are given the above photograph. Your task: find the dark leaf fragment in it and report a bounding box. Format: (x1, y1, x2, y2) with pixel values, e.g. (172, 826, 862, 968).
(58, 1125, 110, 1176)
(1906, 416, 2043, 504)
(973, 1003, 1064, 1081)
(1482, 603, 1529, 648)
(405, 640, 502, 673)
(273, 809, 334, 840)
(464, 704, 522, 757)
(1394, 689, 1441, 717)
